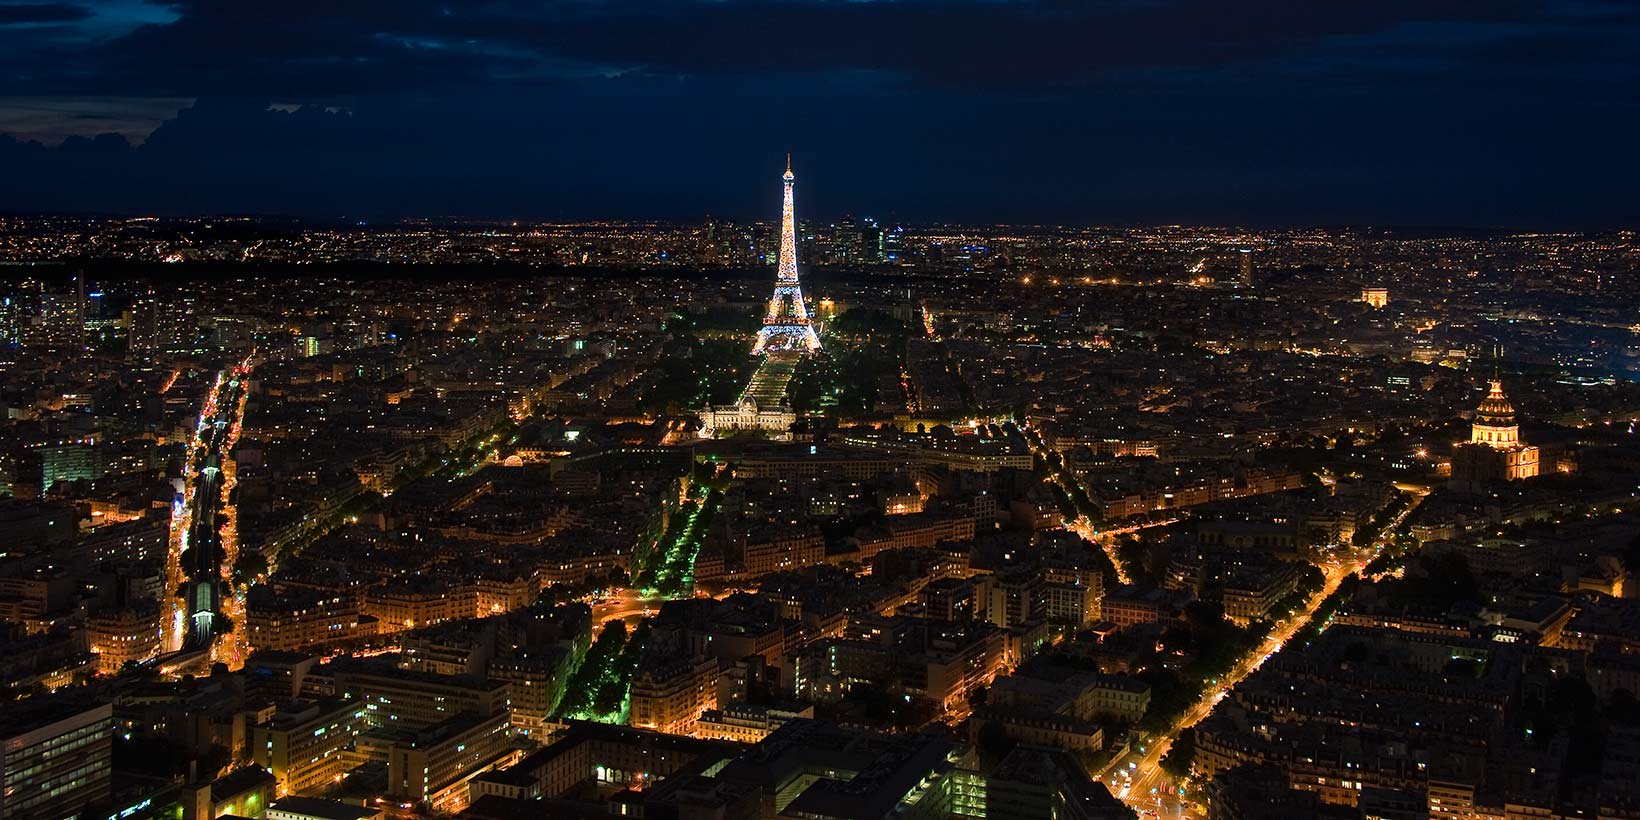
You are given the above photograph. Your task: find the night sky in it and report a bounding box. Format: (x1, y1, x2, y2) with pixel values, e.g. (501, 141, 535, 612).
(1, 1, 1636, 227)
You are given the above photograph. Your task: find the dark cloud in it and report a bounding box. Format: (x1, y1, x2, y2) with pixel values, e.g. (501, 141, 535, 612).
(0, 3, 90, 24)
(0, 0, 1635, 227)
(519, 0, 1552, 85)
(5, 0, 1635, 97)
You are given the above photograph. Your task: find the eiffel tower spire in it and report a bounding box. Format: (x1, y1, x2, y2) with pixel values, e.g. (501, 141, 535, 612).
(753, 156, 821, 354)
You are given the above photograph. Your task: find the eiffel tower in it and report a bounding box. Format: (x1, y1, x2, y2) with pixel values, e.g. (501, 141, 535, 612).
(752, 155, 822, 354)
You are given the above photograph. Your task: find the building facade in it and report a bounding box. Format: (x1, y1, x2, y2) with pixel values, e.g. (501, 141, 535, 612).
(0, 701, 113, 820)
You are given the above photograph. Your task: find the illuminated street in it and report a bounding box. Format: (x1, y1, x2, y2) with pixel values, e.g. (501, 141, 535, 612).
(1102, 496, 1425, 817)
(162, 355, 255, 665)
(1105, 559, 1358, 817)
(590, 587, 665, 627)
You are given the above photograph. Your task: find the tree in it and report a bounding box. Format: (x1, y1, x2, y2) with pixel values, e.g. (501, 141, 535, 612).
(1160, 729, 1197, 779)
(232, 552, 268, 585)
(1609, 689, 1640, 726)
(1182, 601, 1227, 636)
(1384, 552, 1482, 613)
(556, 620, 631, 719)
(967, 685, 989, 708)
(975, 720, 1018, 762)
(1049, 482, 1079, 519)
(1115, 536, 1154, 586)
(1068, 482, 1099, 521)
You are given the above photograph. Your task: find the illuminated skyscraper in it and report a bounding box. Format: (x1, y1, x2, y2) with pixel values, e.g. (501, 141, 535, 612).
(128, 293, 201, 352)
(834, 215, 859, 263)
(884, 225, 906, 262)
(128, 297, 160, 351)
(0, 295, 18, 345)
(861, 218, 883, 263)
(752, 156, 822, 355)
(24, 275, 85, 349)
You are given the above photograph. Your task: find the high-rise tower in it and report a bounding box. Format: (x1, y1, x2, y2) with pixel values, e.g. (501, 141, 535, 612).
(752, 156, 822, 354)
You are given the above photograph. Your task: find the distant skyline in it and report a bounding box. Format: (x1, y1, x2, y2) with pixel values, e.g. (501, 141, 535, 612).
(1, 1, 1637, 229)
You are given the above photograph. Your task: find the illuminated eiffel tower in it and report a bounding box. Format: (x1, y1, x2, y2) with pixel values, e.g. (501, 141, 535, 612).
(752, 155, 822, 354)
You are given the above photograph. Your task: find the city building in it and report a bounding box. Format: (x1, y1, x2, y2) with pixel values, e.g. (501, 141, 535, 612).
(361, 713, 515, 813)
(250, 700, 367, 796)
(983, 746, 1134, 820)
(180, 766, 277, 820)
(244, 589, 373, 652)
(698, 399, 797, 440)
(1450, 379, 1540, 489)
(85, 606, 162, 674)
(694, 702, 815, 744)
(333, 664, 512, 729)
(266, 797, 382, 820)
(628, 654, 718, 736)
(0, 699, 113, 820)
